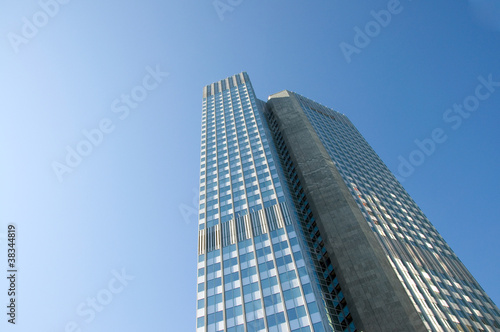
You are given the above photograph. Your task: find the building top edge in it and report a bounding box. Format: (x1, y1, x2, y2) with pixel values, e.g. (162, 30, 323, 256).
(202, 72, 250, 98)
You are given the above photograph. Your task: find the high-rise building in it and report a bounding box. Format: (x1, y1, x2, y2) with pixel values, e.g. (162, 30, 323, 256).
(196, 72, 500, 332)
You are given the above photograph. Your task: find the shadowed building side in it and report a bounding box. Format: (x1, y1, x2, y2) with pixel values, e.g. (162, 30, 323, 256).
(267, 90, 427, 332)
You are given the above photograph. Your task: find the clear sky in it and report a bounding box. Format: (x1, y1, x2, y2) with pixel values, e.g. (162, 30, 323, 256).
(1, 0, 499, 331)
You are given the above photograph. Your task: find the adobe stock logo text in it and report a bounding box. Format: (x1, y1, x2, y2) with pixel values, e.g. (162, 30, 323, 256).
(213, 0, 243, 21)
(52, 65, 169, 182)
(63, 268, 135, 332)
(396, 74, 499, 182)
(340, 0, 405, 64)
(7, 0, 71, 54)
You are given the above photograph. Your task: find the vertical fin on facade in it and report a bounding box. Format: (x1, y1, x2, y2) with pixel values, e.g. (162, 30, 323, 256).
(221, 222, 231, 248)
(221, 221, 238, 247)
(274, 204, 285, 228)
(198, 229, 206, 255)
(265, 206, 278, 231)
(229, 218, 237, 245)
(215, 224, 221, 250)
(259, 209, 268, 234)
(206, 225, 218, 252)
(236, 216, 247, 242)
(243, 214, 252, 239)
(250, 211, 262, 237)
(207, 226, 213, 252)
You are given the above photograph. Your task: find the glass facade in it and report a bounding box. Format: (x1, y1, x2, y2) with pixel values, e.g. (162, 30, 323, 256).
(197, 73, 500, 332)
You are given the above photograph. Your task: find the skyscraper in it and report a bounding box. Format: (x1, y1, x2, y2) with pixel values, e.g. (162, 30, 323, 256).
(196, 72, 500, 332)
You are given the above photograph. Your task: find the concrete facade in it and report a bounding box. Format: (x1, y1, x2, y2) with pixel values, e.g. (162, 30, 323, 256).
(267, 90, 427, 332)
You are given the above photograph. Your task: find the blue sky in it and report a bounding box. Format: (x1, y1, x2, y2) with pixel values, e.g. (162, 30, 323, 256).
(1, 0, 499, 331)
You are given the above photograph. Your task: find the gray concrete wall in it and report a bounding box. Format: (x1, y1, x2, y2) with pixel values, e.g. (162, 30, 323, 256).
(267, 90, 427, 332)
